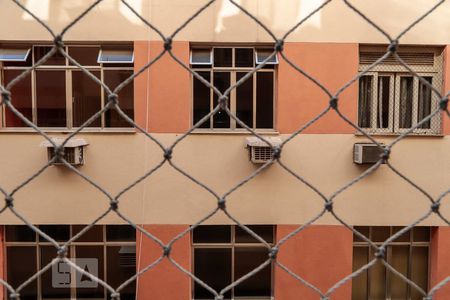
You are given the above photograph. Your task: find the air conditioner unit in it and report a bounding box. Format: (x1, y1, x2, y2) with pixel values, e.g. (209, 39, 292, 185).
(245, 137, 282, 164)
(353, 143, 385, 164)
(40, 138, 89, 166)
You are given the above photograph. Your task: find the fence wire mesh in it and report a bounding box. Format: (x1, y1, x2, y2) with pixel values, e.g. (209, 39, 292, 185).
(0, 0, 449, 299)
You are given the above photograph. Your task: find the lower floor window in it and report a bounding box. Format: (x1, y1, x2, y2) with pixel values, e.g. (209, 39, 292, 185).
(5, 225, 136, 300)
(192, 225, 275, 299)
(352, 226, 430, 300)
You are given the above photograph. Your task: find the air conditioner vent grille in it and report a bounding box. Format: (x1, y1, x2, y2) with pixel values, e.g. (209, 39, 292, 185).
(252, 146, 273, 163)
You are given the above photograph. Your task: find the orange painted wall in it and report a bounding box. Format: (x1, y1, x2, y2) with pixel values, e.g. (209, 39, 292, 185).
(148, 41, 191, 133)
(275, 225, 353, 299)
(430, 227, 450, 299)
(277, 43, 359, 134)
(133, 41, 150, 130)
(442, 45, 450, 135)
(136, 225, 191, 300)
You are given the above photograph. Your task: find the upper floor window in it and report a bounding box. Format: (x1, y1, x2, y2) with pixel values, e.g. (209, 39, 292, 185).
(190, 46, 277, 130)
(192, 225, 274, 299)
(352, 226, 430, 300)
(0, 44, 134, 129)
(358, 46, 443, 135)
(5, 225, 136, 300)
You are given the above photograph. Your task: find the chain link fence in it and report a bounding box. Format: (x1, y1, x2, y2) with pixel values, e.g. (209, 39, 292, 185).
(0, 0, 449, 299)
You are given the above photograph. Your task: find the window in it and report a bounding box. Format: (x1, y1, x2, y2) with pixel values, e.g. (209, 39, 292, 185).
(5, 225, 136, 300)
(358, 46, 443, 135)
(192, 225, 274, 299)
(352, 226, 430, 300)
(191, 46, 276, 130)
(1, 45, 134, 129)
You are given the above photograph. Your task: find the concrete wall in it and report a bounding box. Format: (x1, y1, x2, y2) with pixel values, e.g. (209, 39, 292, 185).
(0, 1, 450, 44)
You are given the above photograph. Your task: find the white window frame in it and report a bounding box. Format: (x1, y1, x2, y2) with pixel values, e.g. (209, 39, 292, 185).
(191, 225, 275, 300)
(0, 44, 134, 131)
(4, 225, 136, 300)
(190, 46, 277, 131)
(358, 46, 443, 135)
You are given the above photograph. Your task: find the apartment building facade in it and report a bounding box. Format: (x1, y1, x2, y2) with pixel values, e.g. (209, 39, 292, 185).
(0, 1, 449, 299)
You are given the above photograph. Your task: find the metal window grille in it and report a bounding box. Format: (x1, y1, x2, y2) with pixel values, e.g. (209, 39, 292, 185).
(0, 1, 449, 300)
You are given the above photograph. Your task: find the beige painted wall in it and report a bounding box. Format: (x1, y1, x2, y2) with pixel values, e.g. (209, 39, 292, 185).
(0, 0, 449, 44)
(0, 133, 447, 225)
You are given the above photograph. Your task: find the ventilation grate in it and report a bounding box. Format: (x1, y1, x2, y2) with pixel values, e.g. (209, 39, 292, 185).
(252, 146, 273, 163)
(360, 52, 434, 66)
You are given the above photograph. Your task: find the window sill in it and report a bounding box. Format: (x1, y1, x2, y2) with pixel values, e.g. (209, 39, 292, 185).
(191, 129, 280, 135)
(0, 127, 136, 134)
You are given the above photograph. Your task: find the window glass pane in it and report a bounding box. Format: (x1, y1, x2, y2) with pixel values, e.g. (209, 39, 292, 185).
(411, 247, 429, 300)
(352, 247, 368, 300)
(36, 70, 66, 127)
(3, 70, 32, 127)
(353, 226, 370, 242)
(358, 76, 373, 128)
(392, 226, 411, 242)
(417, 77, 432, 129)
(413, 227, 430, 242)
(6, 225, 36, 242)
(390, 245, 408, 299)
(0, 48, 30, 61)
(399, 76, 413, 129)
(72, 225, 103, 242)
(34, 46, 66, 65)
(104, 70, 134, 127)
(256, 49, 278, 64)
(69, 47, 100, 66)
(41, 246, 71, 299)
(377, 76, 390, 129)
(7, 246, 37, 300)
(371, 226, 390, 243)
(75, 245, 105, 299)
(194, 248, 232, 299)
(191, 49, 212, 65)
(213, 72, 230, 128)
(106, 225, 136, 242)
(214, 48, 232, 67)
(106, 246, 136, 300)
(39, 225, 70, 242)
(193, 225, 231, 244)
(256, 72, 273, 128)
(193, 71, 211, 128)
(98, 49, 133, 64)
(73, 71, 101, 127)
(369, 260, 386, 299)
(236, 72, 253, 128)
(235, 225, 273, 244)
(235, 48, 253, 67)
(234, 247, 271, 297)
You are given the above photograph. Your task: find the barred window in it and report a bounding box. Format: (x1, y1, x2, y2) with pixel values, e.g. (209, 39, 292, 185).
(0, 45, 134, 129)
(192, 225, 274, 299)
(191, 46, 277, 130)
(358, 46, 443, 135)
(5, 225, 136, 300)
(352, 226, 430, 300)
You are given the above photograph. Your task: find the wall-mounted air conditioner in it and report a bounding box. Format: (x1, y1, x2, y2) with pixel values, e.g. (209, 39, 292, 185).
(245, 137, 282, 164)
(41, 138, 89, 166)
(353, 143, 385, 165)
